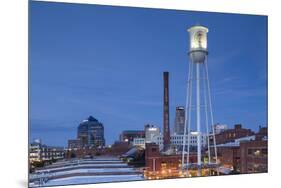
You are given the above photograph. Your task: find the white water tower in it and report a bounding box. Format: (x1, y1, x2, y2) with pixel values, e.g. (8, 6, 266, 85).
(181, 25, 218, 176)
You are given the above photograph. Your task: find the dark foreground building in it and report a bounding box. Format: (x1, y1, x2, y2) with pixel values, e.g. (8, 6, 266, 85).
(240, 139, 267, 173)
(215, 127, 268, 174)
(77, 116, 105, 148)
(144, 143, 212, 179)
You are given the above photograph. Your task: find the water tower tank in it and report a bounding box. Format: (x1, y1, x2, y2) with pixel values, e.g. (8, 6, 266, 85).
(188, 25, 208, 63)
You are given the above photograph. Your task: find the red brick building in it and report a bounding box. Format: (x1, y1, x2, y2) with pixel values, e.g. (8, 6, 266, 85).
(210, 124, 254, 145)
(216, 146, 240, 172)
(145, 143, 182, 172)
(145, 143, 199, 178)
(215, 127, 268, 174)
(240, 140, 267, 173)
(216, 140, 268, 174)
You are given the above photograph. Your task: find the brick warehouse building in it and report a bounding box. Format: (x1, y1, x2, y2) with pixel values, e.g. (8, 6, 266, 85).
(145, 143, 199, 178)
(240, 139, 267, 173)
(215, 127, 268, 174)
(210, 124, 255, 145)
(216, 139, 267, 174)
(216, 146, 240, 172)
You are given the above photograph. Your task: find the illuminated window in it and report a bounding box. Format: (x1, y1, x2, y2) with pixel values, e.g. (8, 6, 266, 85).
(254, 150, 261, 156)
(161, 162, 167, 169)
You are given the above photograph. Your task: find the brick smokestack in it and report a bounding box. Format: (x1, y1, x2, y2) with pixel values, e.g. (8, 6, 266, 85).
(163, 72, 170, 151)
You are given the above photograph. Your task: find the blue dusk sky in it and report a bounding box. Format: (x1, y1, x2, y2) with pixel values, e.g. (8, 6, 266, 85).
(29, 1, 267, 147)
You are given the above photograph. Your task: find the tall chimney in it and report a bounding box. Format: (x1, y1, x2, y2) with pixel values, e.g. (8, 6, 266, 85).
(163, 72, 170, 151)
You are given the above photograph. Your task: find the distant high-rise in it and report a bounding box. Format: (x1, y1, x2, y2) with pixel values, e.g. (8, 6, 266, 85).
(77, 116, 105, 148)
(163, 72, 171, 151)
(174, 106, 185, 135)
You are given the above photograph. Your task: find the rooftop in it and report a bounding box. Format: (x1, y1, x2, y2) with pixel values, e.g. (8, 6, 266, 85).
(122, 130, 144, 133)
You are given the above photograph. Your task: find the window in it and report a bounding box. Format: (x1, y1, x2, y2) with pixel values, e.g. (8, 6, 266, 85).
(248, 148, 267, 157)
(254, 150, 261, 156)
(161, 162, 167, 169)
(262, 148, 267, 155)
(248, 149, 253, 155)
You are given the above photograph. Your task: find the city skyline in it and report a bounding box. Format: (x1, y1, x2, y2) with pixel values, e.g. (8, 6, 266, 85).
(30, 1, 267, 147)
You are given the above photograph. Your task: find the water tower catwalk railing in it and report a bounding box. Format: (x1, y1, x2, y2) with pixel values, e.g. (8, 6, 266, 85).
(181, 25, 219, 177)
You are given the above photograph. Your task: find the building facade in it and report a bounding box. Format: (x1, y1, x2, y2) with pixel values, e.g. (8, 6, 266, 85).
(119, 130, 145, 144)
(154, 133, 207, 151)
(30, 141, 42, 162)
(214, 127, 268, 174)
(174, 106, 185, 135)
(133, 133, 207, 150)
(240, 140, 267, 173)
(29, 139, 65, 162)
(214, 123, 228, 134)
(210, 124, 254, 145)
(77, 116, 105, 148)
(144, 143, 201, 179)
(145, 124, 160, 143)
(216, 139, 268, 174)
(68, 139, 82, 150)
(133, 138, 146, 148)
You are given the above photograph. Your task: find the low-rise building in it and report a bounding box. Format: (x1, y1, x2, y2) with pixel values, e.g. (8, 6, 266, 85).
(30, 141, 42, 162)
(133, 132, 207, 151)
(214, 123, 228, 134)
(240, 139, 267, 173)
(210, 124, 254, 145)
(29, 139, 65, 162)
(68, 139, 82, 150)
(120, 130, 145, 144)
(154, 132, 207, 151)
(144, 143, 213, 179)
(214, 127, 268, 174)
(41, 146, 65, 161)
(133, 138, 146, 148)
